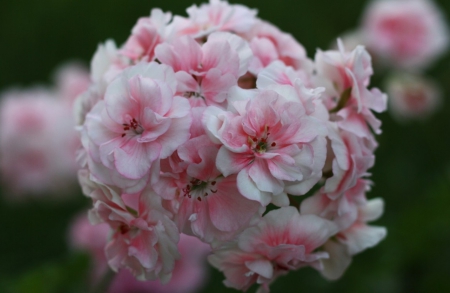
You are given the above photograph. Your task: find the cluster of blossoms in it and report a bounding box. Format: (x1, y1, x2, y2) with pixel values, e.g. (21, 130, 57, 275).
(339, 0, 449, 121)
(76, 1, 387, 291)
(0, 63, 90, 199)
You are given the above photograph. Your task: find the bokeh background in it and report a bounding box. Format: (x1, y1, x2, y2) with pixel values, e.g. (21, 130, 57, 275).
(1, 0, 450, 292)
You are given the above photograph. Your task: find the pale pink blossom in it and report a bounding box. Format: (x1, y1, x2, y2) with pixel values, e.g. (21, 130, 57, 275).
(322, 127, 376, 198)
(121, 9, 172, 62)
(256, 61, 328, 120)
(83, 62, 192, 192)
(169, 0, 257, 39)
(244, 20, 311, 75)
(301, 187, 386, 280)
(256, 60, 314, 90)
(69, 207, 210, 293)
(319, 198, 386, 280)
(204, 89, 327, 206)
(337, 197, 386, 255)
(108, 234, 210, 293)
(154, 135, 262, 244)
(315, 40, 387, 136)
(91, 40, 129, 87)
(209, 207, 337, 292)
(362, 0, 449, 69)
(300, 179, 370, 231)
(155, 32, 252, 107)
(88, 182, 180, 282)
(386, 73, 442, 121)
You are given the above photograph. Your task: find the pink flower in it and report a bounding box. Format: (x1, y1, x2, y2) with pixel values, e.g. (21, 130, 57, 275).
(386, 73, 442, 121)
(204, 89, 327, 206)
(170, 0, 257, 39)
(121, 9, 172, 62)
(256, 60, 314, 90)
(108, 234, 210, 293)
(337, 197, 386, 255)
(315, 40, 387, 136)
(83, 62, 192, 192)
(209, 207, 337, 292)
(155, 135, 262, 244)
(256, 61, 329, 121)
(300, 183, 386, 280)
(322, 127, 376, 199)
(91, 40, 129, 87)
(244, 20, 311, 75)
(155, 32, 252, 107)
(300, 179, 370, 231)
(319, 198, 386, 280)
(87, 182, 181, 282)
(362, 0, 449, 69)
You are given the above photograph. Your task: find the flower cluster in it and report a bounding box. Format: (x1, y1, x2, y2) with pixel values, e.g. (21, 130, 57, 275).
(76, 1, 387, 291)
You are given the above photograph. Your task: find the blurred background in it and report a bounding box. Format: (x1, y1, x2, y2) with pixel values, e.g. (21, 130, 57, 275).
(0, 0, 449, 292)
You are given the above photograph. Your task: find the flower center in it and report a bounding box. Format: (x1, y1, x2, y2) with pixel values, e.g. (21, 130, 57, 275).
(183, 91, 204, 99)
(182, 178, 217, 202)
(248, 125, 276, 154)
(121, 118, 144, 137)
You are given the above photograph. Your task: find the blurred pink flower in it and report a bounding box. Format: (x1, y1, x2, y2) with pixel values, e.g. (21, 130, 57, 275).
(386, 73, 442, 121)
(362, 0, 449, 69)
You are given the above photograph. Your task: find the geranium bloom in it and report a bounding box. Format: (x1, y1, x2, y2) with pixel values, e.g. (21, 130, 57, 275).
(107, 234, 210, 293)
(170, 0, 257, 39)
(154, 135, 262, 244)
(121, 9, 172, 63)
(87, 181, 180, 282)
(68, 209, 210, 293)
(300, 183, 386, 280)
(155, 32, 252, 107)
(322, 127, 376, 199)
(244, 20, 311, 75)
(386, 73, 442, 121)
(362, 0, 449, 69)
(315, 40, 387, 137)
(74, 1, 388, 290)
(320, 198, 386, 280)
(209, 207, 337, 292)
(83, 62, 192, 192)
(204, 89, 327, 206)
(301, 179, 370, 231)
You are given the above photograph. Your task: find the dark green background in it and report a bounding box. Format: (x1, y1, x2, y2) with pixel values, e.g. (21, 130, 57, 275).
(1, 0, 450, 292)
